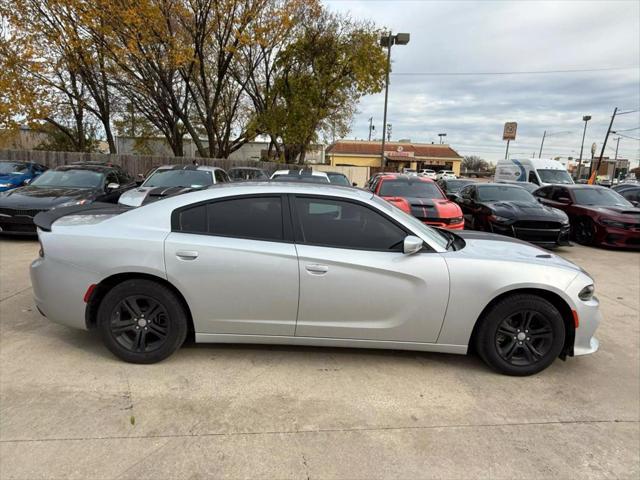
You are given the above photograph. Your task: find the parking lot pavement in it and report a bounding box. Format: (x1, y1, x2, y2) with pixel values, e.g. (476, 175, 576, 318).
(0, 238, 638, 479)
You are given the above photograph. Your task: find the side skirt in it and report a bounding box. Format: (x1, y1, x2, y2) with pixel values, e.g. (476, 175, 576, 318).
(195, 333, 468, 355)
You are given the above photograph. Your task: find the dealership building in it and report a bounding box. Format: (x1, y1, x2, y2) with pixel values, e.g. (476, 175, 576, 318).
(326, 140, 463, 176)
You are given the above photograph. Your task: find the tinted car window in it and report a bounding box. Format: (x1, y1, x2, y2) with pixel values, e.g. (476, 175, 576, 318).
(459, 185, 474, 200)
(214, 170, 229, 183)
(327, 173, 351, 186)
(144, 169, 213, 188)
(378, 180, 444, 199)
(105, 172, 119, 186)
(573, 188, 632, 207)
(294, 197, 406, 251)
(535, 186, 552, 198)
(551, 187, 570, 201)
(0, 162, 29, 174)
(176, 196, 283, 240)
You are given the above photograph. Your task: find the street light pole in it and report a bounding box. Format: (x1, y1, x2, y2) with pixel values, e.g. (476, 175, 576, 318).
(368, 117, 374, 141)
(438, 133, 447, 144)
(379, 32, 410, 169)
(576, 115, 591, 180)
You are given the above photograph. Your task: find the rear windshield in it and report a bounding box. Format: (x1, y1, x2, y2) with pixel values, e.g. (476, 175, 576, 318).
(229, 169, 267, 180)
(144, 169, 213, 188)
(443, 180, 473, 192)
(31, 169, 104, 188)
(379, 179, 444, 199)
(573, 188, 632, 207)
(327, 173, 350, 186)
(537, 169, 573, 184)
(477, 185, 536, 202)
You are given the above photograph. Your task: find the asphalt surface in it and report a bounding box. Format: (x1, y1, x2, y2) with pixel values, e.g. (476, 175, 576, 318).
(0, 237, 638, 479)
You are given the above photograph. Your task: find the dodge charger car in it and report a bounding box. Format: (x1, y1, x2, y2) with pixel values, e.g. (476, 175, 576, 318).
(119, 165, 230, 207)
(370, 174, 464, 230)
(31, 183, 600, 375)
(0, 163, 135, 235)
(454, 183, 570, 247)
(535, 184, 640, 248)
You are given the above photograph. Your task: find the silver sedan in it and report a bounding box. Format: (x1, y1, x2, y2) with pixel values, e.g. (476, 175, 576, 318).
(30, 183, 600, 375)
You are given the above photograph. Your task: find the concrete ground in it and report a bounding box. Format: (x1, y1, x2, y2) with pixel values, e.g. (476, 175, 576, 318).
(0, 237, 638, 479)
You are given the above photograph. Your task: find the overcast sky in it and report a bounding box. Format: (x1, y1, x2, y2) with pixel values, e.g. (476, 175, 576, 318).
(325, 0, 640, 167)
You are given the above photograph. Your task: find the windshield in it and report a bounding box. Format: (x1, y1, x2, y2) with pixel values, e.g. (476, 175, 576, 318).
(0, 162, 29, 174)
(327, 173, 350, 186)
(379, 180, 444, 199)
(229, 169, 267, 180)
(370, 195, 449, 250)
(477, 185, 536, 202)
(444, 180, 473, 193)
(143, 169, 213, 188)
(537, 169, 573, 184)
(573, 188, 632, 207)
(31, 169, 104, 188)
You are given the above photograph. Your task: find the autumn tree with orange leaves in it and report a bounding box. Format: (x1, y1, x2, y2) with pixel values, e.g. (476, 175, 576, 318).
(1, 0, 387, 161)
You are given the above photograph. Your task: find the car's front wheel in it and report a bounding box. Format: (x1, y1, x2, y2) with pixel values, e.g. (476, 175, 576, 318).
(475, 294, 565, 376)
(97, 279, 188, 364)
(573, 217, 596, 245)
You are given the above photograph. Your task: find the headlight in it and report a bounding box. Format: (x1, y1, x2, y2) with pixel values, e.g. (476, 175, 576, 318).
(489, 214, 511, 223)
(53, 199, 90, 209)
(600, 218, 626, 229)
(0, 183, 13, 188)
(578, 284, 595, 301)
(448, 216, 464, 224)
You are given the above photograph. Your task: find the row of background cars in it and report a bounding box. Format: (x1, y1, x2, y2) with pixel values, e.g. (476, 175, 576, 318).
(1, 158, 639, 248)
(0, 160, 352, 235)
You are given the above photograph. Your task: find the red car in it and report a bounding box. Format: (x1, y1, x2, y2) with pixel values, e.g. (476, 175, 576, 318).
(370, 174, 464, 230)
(534, 184, 640, 249)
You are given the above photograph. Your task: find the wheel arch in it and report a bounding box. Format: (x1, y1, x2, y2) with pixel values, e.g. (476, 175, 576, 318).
(85, 272, 195, 341)
(469, 287, 575, 359)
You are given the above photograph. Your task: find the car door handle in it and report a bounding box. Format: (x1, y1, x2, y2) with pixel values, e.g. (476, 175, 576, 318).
(176, 250, 199, 260)
(305, 264, 328, 275)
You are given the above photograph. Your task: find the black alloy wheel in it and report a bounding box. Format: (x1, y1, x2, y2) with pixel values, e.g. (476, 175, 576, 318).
(495, 310, 553, 366)
(109, 295, 169, 354)
(474, 294, 565, 376)
(574, 217, 595, 245)
(97, 279, 188, 363)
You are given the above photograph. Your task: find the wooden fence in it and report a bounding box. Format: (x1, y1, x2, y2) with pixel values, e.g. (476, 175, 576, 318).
(0, 149, 299, 176)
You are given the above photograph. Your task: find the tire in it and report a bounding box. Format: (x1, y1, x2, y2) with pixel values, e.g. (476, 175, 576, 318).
(97, 279, 188, 364)
(573, 217, 596, 245)
(474, 294, 565, 376)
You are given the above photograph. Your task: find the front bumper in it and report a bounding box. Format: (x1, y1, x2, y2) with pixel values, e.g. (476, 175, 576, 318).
(423, 220, 465, 230)
(594, 223, 640, 249)
(565, 275, 601, 357)
(0, 209, 39, 235)
(489, 221, 571, 246)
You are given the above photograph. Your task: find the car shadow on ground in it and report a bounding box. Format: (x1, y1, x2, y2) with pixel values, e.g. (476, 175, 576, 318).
(51, 324, 489, 373)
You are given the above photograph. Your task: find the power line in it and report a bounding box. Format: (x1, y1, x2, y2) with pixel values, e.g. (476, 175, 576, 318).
(613, 126, 640, 132)
(613, 132, 640, 141)
(392, 66, 639, 76)
(617, 109, 640, 115)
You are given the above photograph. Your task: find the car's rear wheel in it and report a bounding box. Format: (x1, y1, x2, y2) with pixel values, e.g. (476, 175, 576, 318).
(475, 294, 565, 376)
(574, 217, 596, 245)
(97, 279, 188, 364)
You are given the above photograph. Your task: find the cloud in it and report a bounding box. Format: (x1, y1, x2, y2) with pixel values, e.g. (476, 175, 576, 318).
(325, 0, 640, 165)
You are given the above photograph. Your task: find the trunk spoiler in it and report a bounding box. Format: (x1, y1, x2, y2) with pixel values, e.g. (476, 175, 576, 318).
(34, 202, 132, 232)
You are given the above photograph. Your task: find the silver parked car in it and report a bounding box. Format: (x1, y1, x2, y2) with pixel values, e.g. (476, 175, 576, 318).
(30, 183, 600, 375)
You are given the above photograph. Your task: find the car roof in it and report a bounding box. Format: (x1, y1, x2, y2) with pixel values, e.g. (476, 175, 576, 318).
(228, 166, 265, 171)
(154, 164, 224, 172)
(379, 174, 435, 183)
(55, 164, 113, 172)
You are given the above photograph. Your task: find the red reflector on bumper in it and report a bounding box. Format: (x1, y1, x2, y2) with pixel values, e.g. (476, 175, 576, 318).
(572, 309, 579, 328)
(84, 284, 97, 303)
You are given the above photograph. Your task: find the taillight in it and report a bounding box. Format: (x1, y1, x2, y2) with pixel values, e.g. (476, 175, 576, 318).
(83, 284, 97, 303)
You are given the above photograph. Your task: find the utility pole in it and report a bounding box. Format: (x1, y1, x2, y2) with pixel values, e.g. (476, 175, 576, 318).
(386, 123, 392, 142)
(613, 136, 620, 160)
(368, 117, 374, 141)
(589, 107, 617, 184)
(538, 130, 547, 158)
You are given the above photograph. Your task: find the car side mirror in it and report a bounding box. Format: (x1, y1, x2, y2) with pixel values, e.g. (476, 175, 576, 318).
(23, 178, 31, 185)
(352, 182, 358, 187)
(403, 235, 424, 255)
(106, 182, 120, 191)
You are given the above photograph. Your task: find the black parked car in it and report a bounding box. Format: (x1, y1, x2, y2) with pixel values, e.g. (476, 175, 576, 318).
(436, 178, 475, 199)
(612, 183, 640, 204)
(454, 183, 570, 247)
(0, 163, 136, 235)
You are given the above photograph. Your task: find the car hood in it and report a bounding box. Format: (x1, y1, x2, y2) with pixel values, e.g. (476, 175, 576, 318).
(484, 200, 566, 221)
(0, 173, 26, 183)
(383, 196, 461, 218)
(119, 185, 206, 207)
(581, 205, 640, 219)
(453, 230, 582, 272)
(0, 185, 101, 209)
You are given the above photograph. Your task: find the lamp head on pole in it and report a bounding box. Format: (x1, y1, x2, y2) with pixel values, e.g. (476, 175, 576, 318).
(582, 115, 592, 122)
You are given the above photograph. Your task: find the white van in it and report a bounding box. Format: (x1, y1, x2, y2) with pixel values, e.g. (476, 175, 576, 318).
(494, 158, 573, 187)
